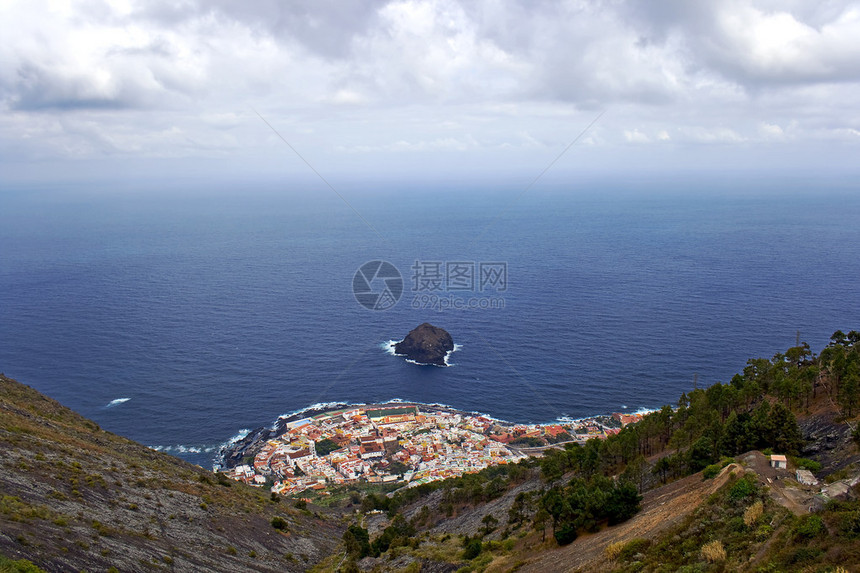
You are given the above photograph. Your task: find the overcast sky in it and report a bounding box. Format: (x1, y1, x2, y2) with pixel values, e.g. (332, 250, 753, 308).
(2, 0, 860, 189)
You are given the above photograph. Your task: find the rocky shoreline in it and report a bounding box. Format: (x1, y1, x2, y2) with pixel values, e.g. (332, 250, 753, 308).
(214, 400, 639, 472)
(215, 400, 471, 470)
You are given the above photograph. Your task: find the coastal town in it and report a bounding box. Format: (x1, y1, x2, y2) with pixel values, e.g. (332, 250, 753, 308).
(222, 403, 645, 497)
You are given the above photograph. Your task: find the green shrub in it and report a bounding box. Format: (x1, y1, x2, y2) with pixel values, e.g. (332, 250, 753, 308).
(838, 510, 860, 537)
(755, 524, 773, 541)
(463, 538, 482, 559)
(794, 514, 825, 539)
(787, 547, 823, 564)
(702, 464, 722, 480)
(271, 516, 288, 531)
(618, 538, 650, 561)
(791, 457, 822, 473)
(728, 475, 758, 500)
(554, 523, 577, 545)
(0, 556, 49, 572)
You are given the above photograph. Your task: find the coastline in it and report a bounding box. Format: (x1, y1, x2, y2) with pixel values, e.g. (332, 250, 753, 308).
(214, 399, 652, 491)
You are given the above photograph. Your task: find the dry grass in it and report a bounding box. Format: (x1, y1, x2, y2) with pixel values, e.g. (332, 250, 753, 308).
(743, 500, 763, 527)
(700, 540, 726, 563)
(604, 540, 625, 560)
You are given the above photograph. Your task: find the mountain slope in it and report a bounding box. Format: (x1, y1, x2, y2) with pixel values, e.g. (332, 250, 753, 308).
(0, 374, 342, 572)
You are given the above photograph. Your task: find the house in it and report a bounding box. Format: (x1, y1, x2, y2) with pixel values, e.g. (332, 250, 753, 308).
(359, 442, 385, 460)
(796, 469, 818, 486)
(769, 454, 787, 469)
(824, 481, 853, 501)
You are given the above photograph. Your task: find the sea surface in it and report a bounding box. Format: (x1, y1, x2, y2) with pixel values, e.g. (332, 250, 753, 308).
(2, 179, 859, 467)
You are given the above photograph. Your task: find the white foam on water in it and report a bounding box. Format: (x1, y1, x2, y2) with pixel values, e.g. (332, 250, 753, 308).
(105, 398, 130, 408)
(224, 428, 251, 446)
(632, 406, 659, 416)
(443, 343, 462, 366)
(148, 444, 218, 454)
(384, 339, 458, 366)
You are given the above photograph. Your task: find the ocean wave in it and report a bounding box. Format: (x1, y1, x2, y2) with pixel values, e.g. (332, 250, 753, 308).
(148, 444, 218, 454)
(150, 428, 251, 456)
(224, 428, 251, 446)
(104, 398, 130, 408)
(443, 343, 462, 366)
(407, 359, 448, 368)
(631, 406, 660, 416)
(383, 340, 460, 367)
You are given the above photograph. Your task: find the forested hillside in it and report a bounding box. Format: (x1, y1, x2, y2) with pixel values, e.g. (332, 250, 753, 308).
(3, 332, 858, 572)
(315, 331, 860, 571)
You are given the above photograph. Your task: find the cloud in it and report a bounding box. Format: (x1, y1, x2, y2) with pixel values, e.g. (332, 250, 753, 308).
(627, 0, 860, 87)
(0, 0, 859, 182)
(759, 122, 784, 138)
(624, 129, 650, 143)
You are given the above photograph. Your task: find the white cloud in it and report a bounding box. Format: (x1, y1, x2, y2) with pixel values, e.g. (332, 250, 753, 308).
(759, 122, 784, 138)
(1, 0, 859, 184)
(624, 129, 650, 143)
(679, 126, 745, 144)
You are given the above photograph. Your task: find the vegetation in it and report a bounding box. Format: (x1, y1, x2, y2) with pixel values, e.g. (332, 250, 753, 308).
(533, 333, 860, 491)
(0, 374, 341, 572)
(314, 438, 340, 457)
(539, 476, 642, 544)
(700, 539, 726, 562)
(0, 555, 47, 573)
(5, 332, 860, 572)
(822, 330, 860, 416)
(618, 471, 860, 571)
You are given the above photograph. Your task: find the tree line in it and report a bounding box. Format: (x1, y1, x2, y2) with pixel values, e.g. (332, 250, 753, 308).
(344, 331, 857, 560)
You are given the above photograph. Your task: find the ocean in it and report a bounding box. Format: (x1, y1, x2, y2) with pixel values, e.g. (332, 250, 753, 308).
(2, 178, 858, 467)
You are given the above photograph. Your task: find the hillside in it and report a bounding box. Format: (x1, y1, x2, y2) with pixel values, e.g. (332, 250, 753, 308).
(3, 331, 860, 572)
(304, 333, 860, 572)
(0, 374, 343, 572)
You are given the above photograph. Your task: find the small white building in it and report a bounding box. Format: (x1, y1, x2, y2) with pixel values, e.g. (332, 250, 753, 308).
(796, 469, 818, 486)
(770, 454, 787, 469)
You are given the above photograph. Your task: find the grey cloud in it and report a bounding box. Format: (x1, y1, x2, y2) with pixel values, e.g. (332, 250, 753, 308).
(9, 63, 139, 111)
(134, 0, 382, 59)
(1, 0, 859, 180)
(623, 0, 860, 87)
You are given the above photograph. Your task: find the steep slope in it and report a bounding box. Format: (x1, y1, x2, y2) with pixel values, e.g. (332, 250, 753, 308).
(0, 374, 343, 572)
(516, 463, 743, 572)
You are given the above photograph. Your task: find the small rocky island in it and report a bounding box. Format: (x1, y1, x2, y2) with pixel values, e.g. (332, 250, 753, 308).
(394, 323, 454, 366)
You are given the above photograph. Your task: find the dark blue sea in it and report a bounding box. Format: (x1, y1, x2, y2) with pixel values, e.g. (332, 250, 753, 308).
(2, 177, 859, 467)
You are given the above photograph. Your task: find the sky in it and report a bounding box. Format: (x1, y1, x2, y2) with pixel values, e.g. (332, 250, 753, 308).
(2, 0, 860, 190)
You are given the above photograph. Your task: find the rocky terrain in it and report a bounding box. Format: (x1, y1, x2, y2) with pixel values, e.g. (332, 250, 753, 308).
(4, 354, 860, 572)
(0, 374, 342, 572)
(393, 323, 454, 366)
